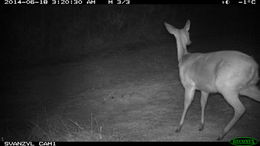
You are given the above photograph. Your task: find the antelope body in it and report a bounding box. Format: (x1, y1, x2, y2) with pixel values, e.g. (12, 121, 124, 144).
(164, 20, 260, 140)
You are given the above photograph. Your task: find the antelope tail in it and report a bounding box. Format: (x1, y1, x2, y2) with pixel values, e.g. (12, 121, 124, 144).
(240, 86, 260, 102)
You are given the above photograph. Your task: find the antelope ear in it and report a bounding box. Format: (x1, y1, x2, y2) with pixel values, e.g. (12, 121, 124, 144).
(164, 22, 177, 35)
(184, 20, 190, 31)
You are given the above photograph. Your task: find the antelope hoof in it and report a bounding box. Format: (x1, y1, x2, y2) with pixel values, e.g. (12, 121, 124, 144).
(217, 135, 224, 141)
(199, 123, 204, 131)
(175, 126, 182, 133)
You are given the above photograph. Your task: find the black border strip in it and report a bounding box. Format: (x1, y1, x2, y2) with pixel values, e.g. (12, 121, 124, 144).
(2, 0, 256, 5)
(91, 0, 222, 4)
(0, 141, 234, 146)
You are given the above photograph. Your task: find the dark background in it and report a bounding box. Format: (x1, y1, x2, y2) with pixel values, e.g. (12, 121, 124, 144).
(2, 5, 258, 68)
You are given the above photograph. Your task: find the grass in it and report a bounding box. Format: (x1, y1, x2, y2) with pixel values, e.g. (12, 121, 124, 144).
(27, 112, 105, 141)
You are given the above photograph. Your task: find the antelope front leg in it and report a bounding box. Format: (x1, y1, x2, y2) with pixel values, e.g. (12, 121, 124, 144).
(199, 91, 209, 131)
(176, 86, 195, 132)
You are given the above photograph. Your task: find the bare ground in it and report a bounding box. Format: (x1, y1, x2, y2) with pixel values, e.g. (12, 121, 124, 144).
(2, 37, 260, 141)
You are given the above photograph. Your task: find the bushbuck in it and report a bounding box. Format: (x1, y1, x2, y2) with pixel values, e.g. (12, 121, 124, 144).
(164, 20, 260, 140)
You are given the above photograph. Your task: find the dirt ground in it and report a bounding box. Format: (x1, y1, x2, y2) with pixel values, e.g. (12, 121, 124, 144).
(1, 36, 260, 141)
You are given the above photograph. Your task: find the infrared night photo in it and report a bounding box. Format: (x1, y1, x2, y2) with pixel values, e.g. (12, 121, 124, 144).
(1, 3, 259, 142)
